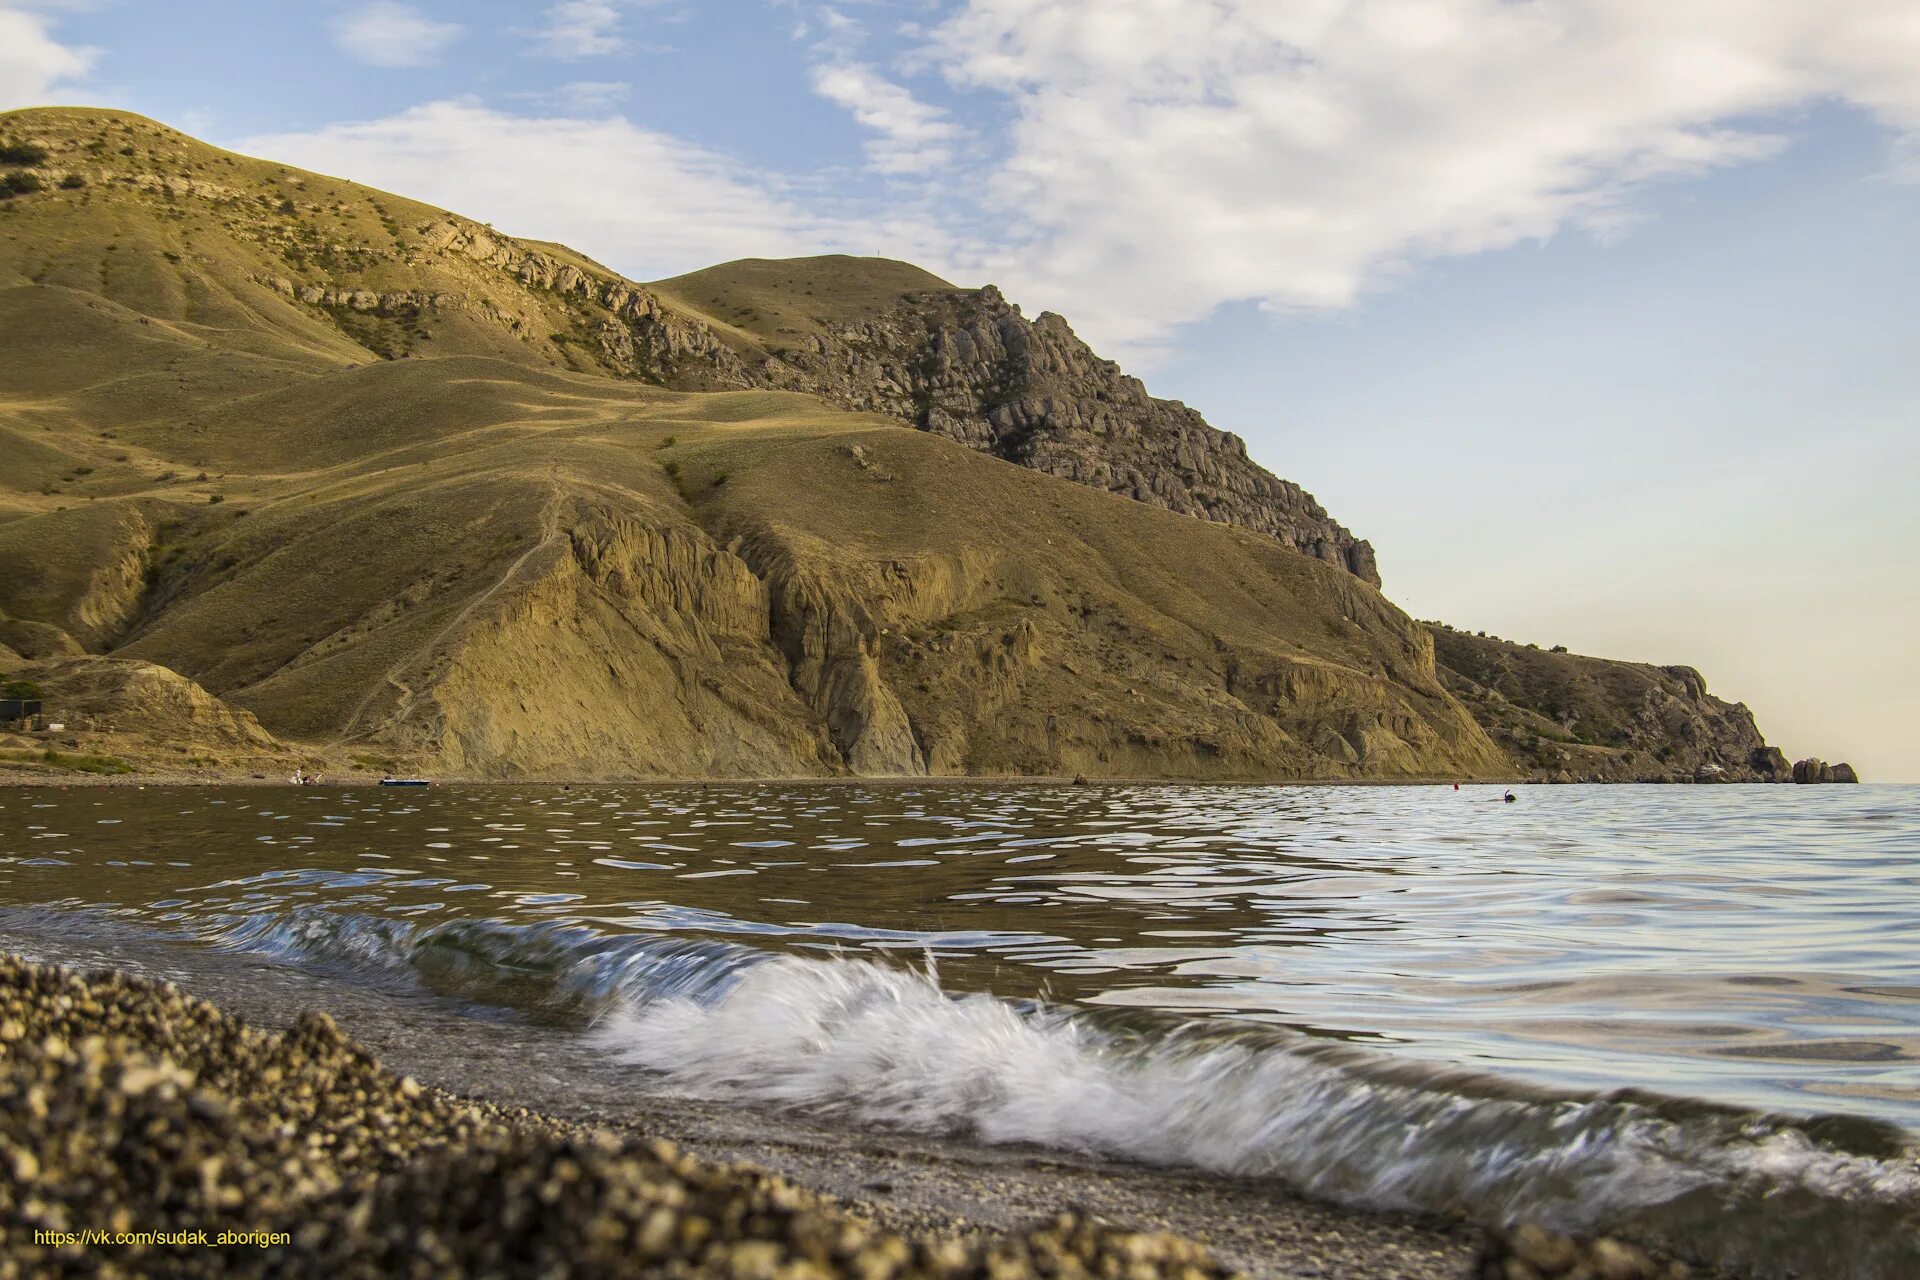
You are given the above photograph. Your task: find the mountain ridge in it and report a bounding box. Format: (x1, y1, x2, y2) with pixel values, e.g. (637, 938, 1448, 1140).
(0, 105, 1820, 782)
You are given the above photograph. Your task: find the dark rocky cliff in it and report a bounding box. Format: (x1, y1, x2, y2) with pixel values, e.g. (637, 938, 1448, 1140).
(1427, 625, 1791, 782)
(750, 288, 1380, 585)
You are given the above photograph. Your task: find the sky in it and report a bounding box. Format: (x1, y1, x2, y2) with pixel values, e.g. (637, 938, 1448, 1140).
(2, 0, 1915, 779)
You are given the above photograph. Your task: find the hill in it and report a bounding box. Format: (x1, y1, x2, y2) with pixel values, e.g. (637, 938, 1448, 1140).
(0, 106, 1801, 781)
(649, 255, 965, 353)
(0, 106, 1375, 581)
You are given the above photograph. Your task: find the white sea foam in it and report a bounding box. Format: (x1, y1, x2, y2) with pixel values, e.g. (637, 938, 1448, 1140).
(591, 952, 1920, 1279)
(32, 899, 1920, 1276)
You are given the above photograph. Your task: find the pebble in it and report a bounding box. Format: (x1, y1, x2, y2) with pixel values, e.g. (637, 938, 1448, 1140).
(1476, 1222, 1693, 1280)
(0, 954, 1241, 1279)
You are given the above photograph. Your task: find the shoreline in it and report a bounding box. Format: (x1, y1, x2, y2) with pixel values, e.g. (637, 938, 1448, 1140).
(0, 768, 1791, 789)
(0, 928, 1698, 1279)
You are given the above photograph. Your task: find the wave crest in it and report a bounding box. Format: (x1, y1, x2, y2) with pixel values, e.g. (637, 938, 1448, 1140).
(593, 952, 1920, 1280)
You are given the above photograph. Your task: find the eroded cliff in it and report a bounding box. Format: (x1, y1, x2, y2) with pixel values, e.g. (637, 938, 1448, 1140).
(742, 286, 1381, 585)
(1429, 625, 1786, 782)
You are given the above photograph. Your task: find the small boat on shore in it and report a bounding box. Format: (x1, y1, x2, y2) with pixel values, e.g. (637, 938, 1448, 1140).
(379, 777, 431, 787)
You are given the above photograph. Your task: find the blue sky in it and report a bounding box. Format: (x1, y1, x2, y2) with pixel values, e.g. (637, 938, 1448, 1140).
(3, 1, 1916, 778)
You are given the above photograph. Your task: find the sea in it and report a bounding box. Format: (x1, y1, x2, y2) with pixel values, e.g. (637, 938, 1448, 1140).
(1, 781, 1915, 1276)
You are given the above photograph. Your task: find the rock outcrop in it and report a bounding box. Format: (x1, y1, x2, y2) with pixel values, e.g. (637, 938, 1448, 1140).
(751, 288, 1381, 584)
(419, 508, 840, 780)
(21, 654, 278, 750)
(1429, 625, 1784, 782)
(416, 221, 751, 389)
(1792, 758, 1860, 783)
(1792, 757, 1828, 783)
(0, 653, 292, 778)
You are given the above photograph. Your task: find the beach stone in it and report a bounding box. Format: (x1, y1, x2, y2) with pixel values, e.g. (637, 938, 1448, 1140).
(1589, 1237, 1657, 1279)
(1480, 1228, 1686, 1280)
(0, 952, 1242, 1280)
(1510, 1223, 1579, 1272)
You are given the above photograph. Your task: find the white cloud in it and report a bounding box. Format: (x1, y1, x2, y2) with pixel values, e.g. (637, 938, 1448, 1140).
(236, 100, 958, 281)
(921, 0, 1920, 356)
(0, 4, 93, 110)
(533, 0, 675, 60)
(536, 1, 624, 58)
(214, 2, 1920, 367)
(811, 62, 959, 174)
(528, 79, 631, 114)
(331, 2, 462, 69)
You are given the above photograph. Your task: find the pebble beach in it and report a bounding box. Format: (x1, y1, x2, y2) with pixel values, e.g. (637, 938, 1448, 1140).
(0, 949, 1708, 1280)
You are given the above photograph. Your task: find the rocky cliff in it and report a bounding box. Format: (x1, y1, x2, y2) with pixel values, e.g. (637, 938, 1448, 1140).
(743, 286, 1381, 585)
(409, 220, 751, 389)
(1428, 625, 1790, 782)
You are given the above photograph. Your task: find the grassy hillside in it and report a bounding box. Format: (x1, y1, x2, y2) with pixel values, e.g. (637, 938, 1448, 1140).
(0, 107, 747, 388)
(0, 314, 1501, 778)
(0, 106, 1785, 780)
(0, 106, 1386, 587)
(649, 255, 965, 355)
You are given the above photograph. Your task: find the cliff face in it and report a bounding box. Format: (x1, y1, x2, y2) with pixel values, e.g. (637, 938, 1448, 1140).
(420, 509, 841, 779)
(745, 288, 1381, 585)
(674, 429, 1494, 780)
(409, 221, 752, 390)
(1428, 626, 1787, 782)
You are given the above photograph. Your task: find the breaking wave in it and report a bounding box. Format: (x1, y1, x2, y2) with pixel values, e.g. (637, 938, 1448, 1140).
(591, 951, 1919, 1279)
(36, 903, 1920, 1279)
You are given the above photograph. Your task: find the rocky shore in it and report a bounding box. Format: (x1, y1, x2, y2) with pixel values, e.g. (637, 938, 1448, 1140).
(0, 954, 1708, 1280)
(0, 955, 1238, 1279)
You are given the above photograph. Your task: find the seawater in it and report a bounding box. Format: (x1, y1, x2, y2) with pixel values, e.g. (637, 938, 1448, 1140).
(2, 782, 1915, 1276)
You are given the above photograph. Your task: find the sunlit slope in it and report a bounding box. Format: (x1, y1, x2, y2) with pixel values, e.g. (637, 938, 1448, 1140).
(97, 359, 1500, 778)
(0, 103, 1711, 781)
(0, 296, 1501, 778)
(677, 418, 1500, 777)
(649, 255, 965, 355)
(0, 107, 746, 386)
